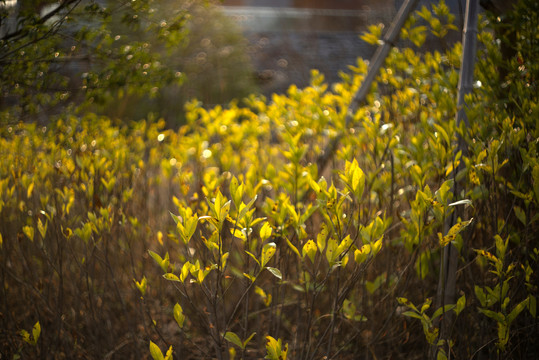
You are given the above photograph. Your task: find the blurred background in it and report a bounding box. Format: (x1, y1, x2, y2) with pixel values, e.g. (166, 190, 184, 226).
(1, 0, 464, 124)
(220, 0, 464, 95)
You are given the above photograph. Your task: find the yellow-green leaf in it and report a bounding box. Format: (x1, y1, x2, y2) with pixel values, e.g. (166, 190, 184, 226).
(302, 240, 317, 263)
(243, 272, 256, 283)
(255, 286, 272, 306)
(245, 251, 261, 267)
(180, 261, 191, 282)
(173, 303, 185, 328)
(285, 238, 301, 258)
(529, 295, 536, 318)
(27, 182, 34, 198)
(163, 273, 181, 282)
(243, 332, 256, 348)
(149, 250, 169, 272)
(164, 346, 173, 360)
(225, 331, 244, 349)
(229, 176, 244, 208)
(507, 297, 529, 324)
(350, 159, 365, 198)
(514, 206, 526, 225)
(354, 244, 371, 264)
(221, 252, 229, 268)
(336, 235, 354, 256)
(325, 238, 338, 265)
(37, 218, 47, 239)
(230, 228, 246, 241)
(372, 236, 383, 256)
(260, 222, 273, 241)
(261, 242, 276, 267)
(265, 336, 287, 360)
(23, 225, 34, 242)
(149, 340, 165, 360)
(455, 294, 466, 316)
(134, 276, 147, 296)
(32, 322, 41, 344)
(439, 219, 473, 247)
(316, 225, 328, 251)
(20, 329, 31, 345)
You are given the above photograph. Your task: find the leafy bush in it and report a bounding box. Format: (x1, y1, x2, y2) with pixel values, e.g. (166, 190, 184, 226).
(0, 0, 255, 126)
(0, 1, 537, 359)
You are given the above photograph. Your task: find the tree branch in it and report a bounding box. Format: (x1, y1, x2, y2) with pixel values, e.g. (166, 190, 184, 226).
(0, 0, 80, 42)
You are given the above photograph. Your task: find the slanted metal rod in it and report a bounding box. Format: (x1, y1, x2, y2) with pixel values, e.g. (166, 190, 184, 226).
(316, 0, 419, 172)
(346, 0, 420, 125)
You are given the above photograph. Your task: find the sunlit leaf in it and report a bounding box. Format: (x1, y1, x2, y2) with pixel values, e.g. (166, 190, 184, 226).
(439, 219, 473, 247)
(164, 346, 173, 360)
(261, 242, 276, 267)
(354, 244, 370, 264)
(265, 336, 287, 360)
(173, 303, 185, 328)
(260, 222, 273, 242)
(149, 341, 165, 360)
(245, 251, 261, 267)
(32, 322, 40, 345)
(302, 240, 317, 263)
(448, 199, 472, 207)
(23, 226, 34, 242)
(27, 182, 34, 198)
(265, 266, 282, 280)
(255, 286, 272, 306)
(134, 276, 147, 296)
(243, 272, 256, 283)
(285, 238, 301, 258)
(149, 250, 167, 272)
(163, 273, 181, 282)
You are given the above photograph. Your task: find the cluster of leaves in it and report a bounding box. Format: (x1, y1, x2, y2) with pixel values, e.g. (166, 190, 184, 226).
(0, 0, 188, 121)
(0, 115, 179, 358)
(0, 1, 537, 359)
(0, 0, 255, 126)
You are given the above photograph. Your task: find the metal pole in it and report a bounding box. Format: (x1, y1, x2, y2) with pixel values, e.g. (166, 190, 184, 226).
(434, 0, 479, 358)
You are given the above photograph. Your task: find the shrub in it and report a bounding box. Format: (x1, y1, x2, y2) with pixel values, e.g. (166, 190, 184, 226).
(0, 1, 537, 359)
